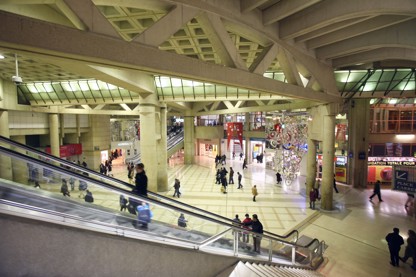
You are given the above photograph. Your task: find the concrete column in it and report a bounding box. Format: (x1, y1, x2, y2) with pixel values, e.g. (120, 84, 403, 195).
(157, 104, 168, 192)
(49, 114, 60, 157)
(76, 114, 81, 143)
(139, 94, 159, 192)
(184, 111, 195, 164)
(348, 99, 370, 188)
(0, 110, 12, 180)
(244, 113, 250, 163)
(60, 114, 65, 145)
(321, 114, 336, 210)
(306, 137, 317, 196)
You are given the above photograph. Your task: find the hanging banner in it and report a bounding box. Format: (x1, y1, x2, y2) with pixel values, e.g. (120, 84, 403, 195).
(335, 124, 347, 141)
(227, 122, 243, 150)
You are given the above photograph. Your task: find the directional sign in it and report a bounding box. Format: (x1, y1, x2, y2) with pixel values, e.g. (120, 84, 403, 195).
(395, 170, 408, 181)
(394, 180, 416, 193)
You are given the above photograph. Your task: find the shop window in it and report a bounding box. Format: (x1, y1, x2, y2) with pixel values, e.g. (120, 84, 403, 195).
(372, 144, 385, 156)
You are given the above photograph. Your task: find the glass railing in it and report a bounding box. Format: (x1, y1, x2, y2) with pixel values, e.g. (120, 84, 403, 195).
(0, 135, 298, 243)
(0, 141, 324, 268)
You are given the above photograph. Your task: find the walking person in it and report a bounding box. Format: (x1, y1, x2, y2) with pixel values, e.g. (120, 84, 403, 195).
(369, 180, 383, 202)
(333, 174, 339, 193)
(252, 185, 258, 202)
(276, 172, 282, 185)
(400, 229, 416, 270)
(386, 227, 404, 267)
(173, 178, 181, 198)
(135, 163, 148, 197)
(237, 172, 243, 189)
(215, 169, 221, 184)
(242, 159, 247, 170)
(229, 167, 234, 184)
(309, 188, 317, 210)
(251, 214, 263, 254)
(239, 152, 243, 161)
(242, 213, 252, 243)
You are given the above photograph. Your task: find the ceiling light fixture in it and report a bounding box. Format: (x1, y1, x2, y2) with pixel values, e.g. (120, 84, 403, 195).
(0, 54, 5, 59)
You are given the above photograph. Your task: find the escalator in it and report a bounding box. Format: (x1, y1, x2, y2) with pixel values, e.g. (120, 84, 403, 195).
(125, 128, 184, 165)
(0, 135, 325, 276)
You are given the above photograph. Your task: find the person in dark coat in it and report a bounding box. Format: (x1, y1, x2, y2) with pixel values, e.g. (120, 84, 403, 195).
(229, 167, 234, 184)
(237, 172, 243, 189)
(309, 188, 317, 210)
(135, 163, 148, 197)
(215, 169, 221, 184)
(251, 214, 263, 253)
(400, 229, 416, 270)
(242, 159, 247, 170)
(333, 174, 339, 193)
(386, 227, 404, 267)
(276, 172, 282, 184)
(60, 179, 70, 197)
(173, 178, 181, 198)
(369, 180, 383, 202)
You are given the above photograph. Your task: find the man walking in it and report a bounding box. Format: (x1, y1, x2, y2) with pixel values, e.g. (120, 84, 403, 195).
(386, 227, 404, 267)
(229, 167, 235, 184)
(252, 185, 258, 202)
(369, 180, 383, 202)
(333, 174, 339, 193)
(173, 178, 181, 198)
(251, 214, 263, 253)
(237, 172, 243, 189)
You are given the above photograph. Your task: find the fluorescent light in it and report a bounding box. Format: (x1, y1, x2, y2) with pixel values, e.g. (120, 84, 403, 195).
(396, 134, 415, 140)
(0, 54, 5, 59)
(369, 99, 376, 104)
(389, 99, 397, 104)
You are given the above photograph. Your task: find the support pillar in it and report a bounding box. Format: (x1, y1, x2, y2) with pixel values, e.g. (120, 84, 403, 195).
(139, 94, 159, 192)
(306, 137, 317, 197)
(184, 111, 195, 164)
(321, 113, 336, 210)
(157, 104, 168, 192)
(60, 114, 65, 145)
(244, 112, 250, 164)
(49, 114, 60, 157)
(0, 110, 12, 180)
(348, 99, 370, 188)
(76, 114, 81, 143)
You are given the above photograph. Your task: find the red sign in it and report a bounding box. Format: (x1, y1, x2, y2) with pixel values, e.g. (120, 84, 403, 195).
(336, 124, 347, 141)
(46, 144, 82, 158)
(227, 122, 243, 150)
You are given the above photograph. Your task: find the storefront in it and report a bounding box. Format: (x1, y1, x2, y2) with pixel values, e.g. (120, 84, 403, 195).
(198, 139, 220, 158)
(367, 157, 416, 184)
(316, 154, 348, 183)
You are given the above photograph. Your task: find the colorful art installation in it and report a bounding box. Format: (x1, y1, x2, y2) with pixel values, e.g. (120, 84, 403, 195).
(266, 115, 308, 186)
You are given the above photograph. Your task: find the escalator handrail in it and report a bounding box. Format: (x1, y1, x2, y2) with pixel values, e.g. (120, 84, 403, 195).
(0, 145, 303, 247)
(0, 135, 297, 241)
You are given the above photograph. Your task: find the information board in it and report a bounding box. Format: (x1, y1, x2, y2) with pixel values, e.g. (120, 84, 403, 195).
(392, 166, 416, 193)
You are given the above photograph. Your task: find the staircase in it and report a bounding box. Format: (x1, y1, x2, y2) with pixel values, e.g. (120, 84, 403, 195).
(227, 261, 324, 277)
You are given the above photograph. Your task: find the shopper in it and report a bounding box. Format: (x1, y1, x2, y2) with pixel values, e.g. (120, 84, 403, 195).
(237, 172, 243, 189)
(136, 202, 152, 230)
(309, 188, 317, 210)
(119, 195, 128, 212)
(135, 163, 148, 197)
(239, 152, 243, 161)
(178, 213, 187, 228)
(251, 214, 263, 253)
(276, 172, 282, 185)
(69, 177, 75, 191)
(229, 167, 235, 184)
(215, 169, 221, 184)
(333, 174, 339, 193)
(84, 190, 94, 203)
(173, 178, 181, 198)
(385, 227, 404, 267)
(369, 180, 383, 202)
(60, 179, 70, 197)
(242, 159, 247, 170)
(232, 214, 242, 240)
(252, 185, 258, 202)
(400, 229, 416, 270)
(242, 213, 252, 243)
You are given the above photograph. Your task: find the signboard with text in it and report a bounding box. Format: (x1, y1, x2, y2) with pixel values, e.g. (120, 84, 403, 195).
(392, 166, 416, 193)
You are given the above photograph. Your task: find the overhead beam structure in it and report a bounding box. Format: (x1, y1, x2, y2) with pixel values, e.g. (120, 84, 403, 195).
(240, 0, 269, 13)
(0, 11, 340, 103)
(263, 0, 321, 25)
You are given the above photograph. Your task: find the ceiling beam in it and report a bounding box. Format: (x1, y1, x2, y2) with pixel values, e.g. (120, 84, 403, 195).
(167, 101, 192, 110)
(249, 43, 279, 75)
(196, 100, 317, 116)
(120, 103, 131, 111)
(316, 20, 416, 59)
(307, 15, 413, 49)
(0, 11, 340, 103)
(223, 101, 234, 109)
(263, 0, 321, 25)
(134, 4, 200, 46)
(240, 0, 269, 13)
(92, 0, 172, 12)
(63, 0, 119, 37)
(277, 47, 303, 86)
(332, 48, 416, 68)
(279, 0, 416, 40)
(197, 12, 247, 70)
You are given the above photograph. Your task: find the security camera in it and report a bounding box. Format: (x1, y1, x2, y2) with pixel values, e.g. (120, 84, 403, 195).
(12, 76, 23, 85)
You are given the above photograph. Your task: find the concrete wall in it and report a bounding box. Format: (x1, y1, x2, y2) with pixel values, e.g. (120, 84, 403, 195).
(0, 214, 238, 277)
(195, 126, 224, 139)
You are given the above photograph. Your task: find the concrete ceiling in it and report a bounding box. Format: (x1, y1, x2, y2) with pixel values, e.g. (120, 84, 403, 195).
(0, 0, 415, 116)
